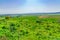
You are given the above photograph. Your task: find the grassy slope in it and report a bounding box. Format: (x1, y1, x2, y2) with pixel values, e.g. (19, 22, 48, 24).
(0, 15, 60, 40)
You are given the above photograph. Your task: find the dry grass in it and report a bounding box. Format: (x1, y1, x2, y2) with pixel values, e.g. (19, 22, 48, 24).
(38, 15, 60, 19)
(0, 36, 7, 40)
(38, 16, 49, 18)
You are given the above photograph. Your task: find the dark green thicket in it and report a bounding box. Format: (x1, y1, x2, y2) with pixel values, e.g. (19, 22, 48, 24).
(36, 20, 42, 23)
(10, 23, 15, 26)
(10, 23, 16, 32)
(10, 26, 16, 32)
(5, 16, 11, 19)
(17, 24, 20, 27)
(2, 26, 6, 29)
(20, 30, 29, 36)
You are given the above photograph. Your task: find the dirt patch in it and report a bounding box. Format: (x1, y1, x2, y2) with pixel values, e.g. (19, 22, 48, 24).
(38, 16, 49, 18)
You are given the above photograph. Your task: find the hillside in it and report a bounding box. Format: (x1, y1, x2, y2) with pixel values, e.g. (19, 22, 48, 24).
(0, 15, 60, 40)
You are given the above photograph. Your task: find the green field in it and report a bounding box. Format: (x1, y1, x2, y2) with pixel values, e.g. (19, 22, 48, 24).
(0, 15, 60, 40)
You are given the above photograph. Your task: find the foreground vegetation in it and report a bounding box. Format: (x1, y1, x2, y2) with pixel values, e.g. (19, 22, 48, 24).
(0, 15, 60, 40)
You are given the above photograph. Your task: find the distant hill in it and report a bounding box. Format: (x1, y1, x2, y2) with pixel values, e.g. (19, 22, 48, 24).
(55, 12, 60, 13)
(0, 12, 60, 16)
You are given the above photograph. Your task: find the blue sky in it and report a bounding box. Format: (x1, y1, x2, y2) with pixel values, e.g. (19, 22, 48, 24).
(0, 0, 60, 14)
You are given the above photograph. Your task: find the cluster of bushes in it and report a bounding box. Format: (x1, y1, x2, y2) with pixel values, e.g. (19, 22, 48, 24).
(0, 16, 60, 40)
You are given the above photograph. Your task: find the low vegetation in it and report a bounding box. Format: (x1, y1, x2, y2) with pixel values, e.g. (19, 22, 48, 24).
(0, 15, 60, 40)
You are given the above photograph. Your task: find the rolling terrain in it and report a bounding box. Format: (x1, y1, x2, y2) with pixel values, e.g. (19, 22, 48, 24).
(0, 13, 60, 40)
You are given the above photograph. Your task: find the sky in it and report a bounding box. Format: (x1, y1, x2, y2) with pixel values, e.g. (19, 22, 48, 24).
(0, 0, 60, 14)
